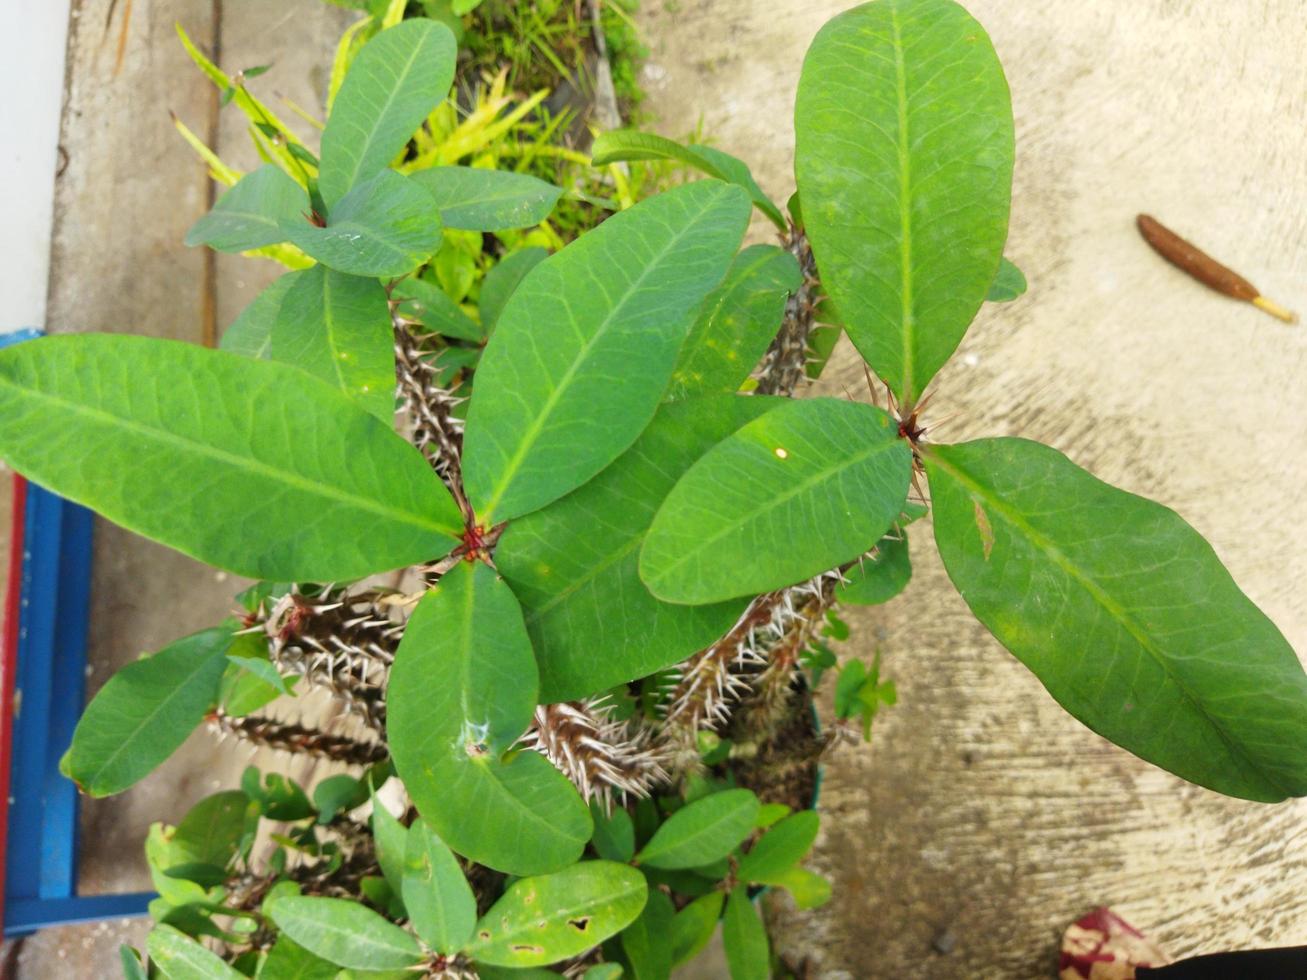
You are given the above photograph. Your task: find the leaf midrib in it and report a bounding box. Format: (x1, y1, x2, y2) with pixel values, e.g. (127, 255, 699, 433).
(641, 799, 751, 865)
(285, 905, 418, 961)
(890, 6, 916, 405)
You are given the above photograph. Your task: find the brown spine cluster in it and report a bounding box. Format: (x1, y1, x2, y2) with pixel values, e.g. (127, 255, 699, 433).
(392, 313, 467, 489)
(755, 227, 822, 396)
(209, 709, 388, 766)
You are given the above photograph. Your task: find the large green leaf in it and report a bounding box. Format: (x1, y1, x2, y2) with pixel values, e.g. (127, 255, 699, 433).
(634, 789, 759, 870)
(794, 0, 1014, 406)
(721, 888, 768, 980)
(669, 892, 724, 969)
(620, 887, 674, 980)
(61, 626, 232, 796)
(284, 171, 443, 277)
(736, 810, 819, 884)
(924, 438, 1307, 802)
(408, 167, 563, 231)
(465, 861, 647, 967)
(185, 165, 305, 253)
(498, 395, 776, 701)
(147, 925, 245, 980)
(666, 245, 802, 402)
(462, 180, 752, 522)
(271, 265, 395, 420)
(591, 130, 786, 232)
(402, 818, 477, 954)
(0, 334, 459, 580)
(318, 18, 457, 208)
(387, 563, 591, 873)
(221, 274, 294, 358)
(268, 897, 423, 969)
(641, 398, 912, 604)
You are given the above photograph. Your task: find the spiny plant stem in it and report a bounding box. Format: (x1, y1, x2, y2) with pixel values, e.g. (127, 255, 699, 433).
(755, 226, 821, 397)
(209, 709, 388, 766)
(392, 312, 468, 499)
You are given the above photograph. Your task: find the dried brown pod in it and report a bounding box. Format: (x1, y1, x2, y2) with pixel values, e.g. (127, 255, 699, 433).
(1136, 214, 1297, 324)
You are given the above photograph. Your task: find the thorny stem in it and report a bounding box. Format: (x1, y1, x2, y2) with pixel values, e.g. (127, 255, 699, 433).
(208, 709, 389, 766)
(755, 224, 821, 396)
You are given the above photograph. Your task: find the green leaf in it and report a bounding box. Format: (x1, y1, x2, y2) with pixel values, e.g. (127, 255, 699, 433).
(120, 945, 147, 980)
(465, 861, 647, 967)
(270, 265, 395, 420)
(402, 818, 477, 954)
(312, 775, 367, 825)
(620, 887, 674, 980)
(171, 791, 251, 869)
(218, 635, 286, 717)
(669, 892, 724, 969)
(318, 18, 457, 208)
(635, 789, 759, 870)
(767, 866, 831, 909)
(833, 660, 868, 720)
(388, 563, 591, 874)
(258, 936, 340, 980)
(591, 130, 786, 232)
(478, 247, 548, 334)
(641, 398, 912, 604)
(666, 245, 802, 402)
(755, 803, 791, 829)
(925, 437, 1307, 802)
(0, 334, 460, 580)
(409, 167, 563, 231)
(184, 166, 305, 253)
(463, 180, 752, 522)
(284, 171, 442, 277)
(147, 925, 245, 979)
(737, 811, 819, 884)
(794, 0, 1014, 405)
(61, 626, 232, 796)
(478, 969, 564, 980)
(221, 274, 295, 358)
(498, 394, 776, 701)
(721, 888, 768, 980)
(268, 897, 423, 970)
(370, 796, 408, 899)
(837, 532, 912, 606)
(589, 801, 635, 863)
(583, 966, 625, 980)
(987, 257, 1027, 302)
(393, 276, 484, 342)
(225, 647, 293, 697)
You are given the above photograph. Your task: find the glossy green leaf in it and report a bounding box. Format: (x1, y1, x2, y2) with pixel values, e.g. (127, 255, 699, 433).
(147, 925, 244, 979)
(499, 395, 776, 701)
(837, 532, 912, 606)
(185, 166, 305, 253)
(268, 897, 423, 969)
(284, 171, 442, 277)
(794, 0, 1015, 405)
(465, 861, 647, 967)
(61, 626, 232, 796)
(388, 564, 591, 873)
(318, 18, 457, 208)
(987, 257, 1027, 302)
(737, 811, 819, 884)
(666, 245, 802, 401)
(583, 966, 624, 980)
(641, 398, 912, 604)
(402, 818, 477, 954)
(589, 801, 636, 863)
(478, 247, 548, 334)
(463, 180, 752, 521)
(925, 438, 1307, 802)
(635, 789, 759, 870)
(721, 888, 768, 980)
(409, 167, 563, 231)
(221, 274, 295, 358)
(0, 334, 460, 580)
(312, 775, 367, 825)
(258, 936, 340, 980)
(270, 266, 395, 420)
(393, 275, 484, 342)
(171, 791, 251, 869)
(767, 866, 831, 909)
(669, 892, 724, 969)
(620, 887, 674, 980)
(591, 130, 786, 232)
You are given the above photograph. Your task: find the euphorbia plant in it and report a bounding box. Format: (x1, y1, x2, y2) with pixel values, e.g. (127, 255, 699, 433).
(4, 0, 1305, 977)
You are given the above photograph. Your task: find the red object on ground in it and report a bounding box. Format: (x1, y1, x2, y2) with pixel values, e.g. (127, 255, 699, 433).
(0, 474, 27, 929)
(1061, 906, 1170, 980)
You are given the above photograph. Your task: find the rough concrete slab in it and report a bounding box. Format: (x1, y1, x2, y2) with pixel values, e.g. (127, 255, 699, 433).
(639, 1, 1307, 977)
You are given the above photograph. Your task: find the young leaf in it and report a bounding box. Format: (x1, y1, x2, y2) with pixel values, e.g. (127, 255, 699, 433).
(370, 796, 408, 899)
(61, 626, 232, 796)
(591, 130, 786, 232)
(465, 861, 647, 967)
(478, 247, 548, 334)
(669, 892, 725, 969)
(498, 394, 777, 701)
(0, 334, 460, 580)
(221, 274, 295, 358)
(393, 275, 484, 342)
(268, 896, 423, 969)
(634, 789, 759, 870)
(794, 0, 1014, 406)
(987, 257, 1027, 302)
(737, 811, 819, 884)
(408, 167, 564, 231)
(837, 532, 912, 606)
(590, 801, 636, 863)
(312, 775, 367, 825)
(620, 887, 674, 980)
(318, 18, 457, 207)
(258, 936, 340, 980)
(119, 945, 147, 980)
(925, 437, 1307, 802)
(284, 170, 442, 277)
(271, 265, 395, 420)
(146, 925, 245, 979)
(402, 818, 477, 954)
(766, 866, 831, 909)
(666, 244, 802, 402)
(583, 966, 625, 980)
(170, 791, 252, 869)
(640, 398, 912, 604)
(721, 888, 768, 980)
(184, 165, 305, 253)
(388, 563, 591, 874)
(463, 180, 752, 522)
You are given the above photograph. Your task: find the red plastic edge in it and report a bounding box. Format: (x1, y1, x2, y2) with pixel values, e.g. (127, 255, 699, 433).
(0, 474, 28, 928)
